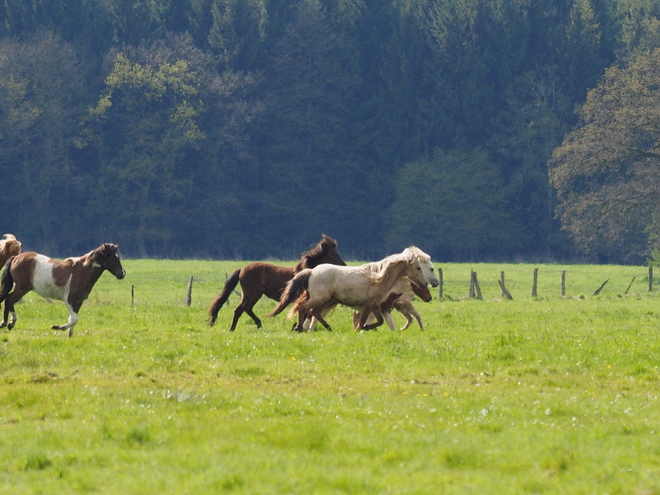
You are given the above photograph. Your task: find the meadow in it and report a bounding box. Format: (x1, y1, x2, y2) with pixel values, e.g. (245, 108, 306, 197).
(1, 259, 660, 494)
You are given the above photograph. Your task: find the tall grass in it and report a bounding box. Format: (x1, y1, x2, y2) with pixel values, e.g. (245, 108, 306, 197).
(1, 260, 659, 494)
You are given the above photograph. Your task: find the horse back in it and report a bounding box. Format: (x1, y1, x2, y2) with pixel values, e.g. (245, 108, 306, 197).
(240, 262, 295, 301)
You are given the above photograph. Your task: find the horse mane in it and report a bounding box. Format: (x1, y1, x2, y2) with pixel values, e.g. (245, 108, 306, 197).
(82, 243, 115, 267)
(294, 234, 338, 271)
(368, 251, 413, 285)
(404, 246, 430, 262)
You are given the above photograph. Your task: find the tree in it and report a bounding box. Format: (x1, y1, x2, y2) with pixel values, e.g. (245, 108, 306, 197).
(0, 32, 88, 253)
(79, 49, 205, 257)
(387, 148, 518, 260)
(550, 48, 660, 262)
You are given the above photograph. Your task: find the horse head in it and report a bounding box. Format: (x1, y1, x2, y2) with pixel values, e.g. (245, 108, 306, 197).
(405, 246, 439, 287)
(297, 234, 346, 270)
(0, 234, 22, 259)
(402, 249, 428, 290)
(92, 243, 126, 279)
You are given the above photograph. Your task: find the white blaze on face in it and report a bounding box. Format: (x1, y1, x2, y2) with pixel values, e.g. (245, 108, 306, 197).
(31, 255, 73, 301)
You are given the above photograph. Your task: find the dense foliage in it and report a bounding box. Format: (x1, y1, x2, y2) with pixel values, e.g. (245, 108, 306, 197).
(1, 0, 659, 260)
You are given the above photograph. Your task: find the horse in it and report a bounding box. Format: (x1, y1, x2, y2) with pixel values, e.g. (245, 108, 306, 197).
(305, 246, 438, 332)
(268, 248, 428, 332)
(208, 234, 346, 331)
(353, 278, 432, 331)
(0, 234, 22, 267)
(0, 243, 126, 337)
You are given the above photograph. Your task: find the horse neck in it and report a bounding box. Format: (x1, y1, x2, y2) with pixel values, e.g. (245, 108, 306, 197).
(372, 258, 409, 291)
(79, 254, 106, 283)
(296, 251, 333, 271)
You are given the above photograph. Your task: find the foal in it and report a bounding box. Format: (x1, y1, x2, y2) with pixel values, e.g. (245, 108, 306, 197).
(0, 243, 125, 337)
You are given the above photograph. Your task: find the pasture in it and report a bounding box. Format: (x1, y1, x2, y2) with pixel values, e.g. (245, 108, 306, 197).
(1, 259, 659, 494)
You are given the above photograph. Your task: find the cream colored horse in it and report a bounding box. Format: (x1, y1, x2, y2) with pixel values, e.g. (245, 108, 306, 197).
(268, 248, 428, 331)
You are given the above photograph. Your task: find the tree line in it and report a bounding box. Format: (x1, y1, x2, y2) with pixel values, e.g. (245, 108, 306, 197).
(1, 0, 659, 262)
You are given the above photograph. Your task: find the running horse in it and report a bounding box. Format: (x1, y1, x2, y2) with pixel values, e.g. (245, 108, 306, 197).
(268, 248, 428, 332)
(0, 243, 125, 337)
(208, 234, 346, 331)
(0, 234, 22, 266)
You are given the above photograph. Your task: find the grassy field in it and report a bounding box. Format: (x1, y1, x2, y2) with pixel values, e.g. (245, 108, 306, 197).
(1, 259, 660, 494)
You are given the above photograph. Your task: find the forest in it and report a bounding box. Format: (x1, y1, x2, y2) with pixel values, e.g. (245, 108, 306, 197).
(1, 0, 660, 262)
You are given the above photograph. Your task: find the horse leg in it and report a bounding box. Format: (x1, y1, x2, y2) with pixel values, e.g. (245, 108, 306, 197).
(53, 301, 81, 337)
(384, 310, 398, 330)
(309, 308, 332, 331)
(308, 304, 335, 331)
(406, 303, 424, 330)
(360, 305, 385, 331)
(230, 292, 261, 331)
(2, 287, 29, 330)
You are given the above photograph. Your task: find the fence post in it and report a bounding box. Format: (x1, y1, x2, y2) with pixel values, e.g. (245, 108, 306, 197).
(561, 270, 566, 297)
(499, 271, 513, 300)
(438, 267, 444, 299)
(185, 276, 193, 307)
(650, 266, 654, 293)
(532, 268, 538, 297)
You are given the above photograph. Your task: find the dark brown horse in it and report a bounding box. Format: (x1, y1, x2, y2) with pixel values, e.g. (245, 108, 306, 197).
(208, 234, 345, 331)
(0, 243, 125, 337)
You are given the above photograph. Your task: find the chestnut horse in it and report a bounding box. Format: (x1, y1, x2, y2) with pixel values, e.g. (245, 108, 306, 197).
(0, 243, 125, 337)
(268, 248, 428, 332)
(0, 234, 22, 266)
(208, 234, 345, 331)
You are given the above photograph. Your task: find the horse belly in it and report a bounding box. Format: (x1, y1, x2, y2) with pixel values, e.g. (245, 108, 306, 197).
(32, 262, 68, 300)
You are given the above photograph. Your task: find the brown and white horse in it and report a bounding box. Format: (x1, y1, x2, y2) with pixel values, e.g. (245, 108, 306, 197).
(0, 234, 22, 267)
(0, 243, 125, 337)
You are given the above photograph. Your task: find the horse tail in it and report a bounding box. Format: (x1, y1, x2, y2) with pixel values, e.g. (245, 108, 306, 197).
(287, 292, 310, 319)
(208, 269, 241, 326)
(267, 269, 312, 317)
(0, 257, 14, 304)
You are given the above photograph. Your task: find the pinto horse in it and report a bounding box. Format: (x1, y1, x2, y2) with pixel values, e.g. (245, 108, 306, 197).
(0, 234, 22, 267)
(208, 234, 345, 331)
(0, 243, 125, 337)
(268, 248, 428, 332)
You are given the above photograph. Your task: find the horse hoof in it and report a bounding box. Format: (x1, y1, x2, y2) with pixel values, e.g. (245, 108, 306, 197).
(7, 323, 14, 331)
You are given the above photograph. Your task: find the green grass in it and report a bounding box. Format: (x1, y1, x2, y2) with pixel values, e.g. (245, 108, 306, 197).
(1, 260, 660, 494)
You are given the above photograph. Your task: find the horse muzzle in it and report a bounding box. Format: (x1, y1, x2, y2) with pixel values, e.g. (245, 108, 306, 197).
(116, 269, 126, 280)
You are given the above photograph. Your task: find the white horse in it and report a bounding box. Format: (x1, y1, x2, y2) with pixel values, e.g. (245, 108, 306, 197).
(268, 248, 428, 331)
(316, 247, 439, 331)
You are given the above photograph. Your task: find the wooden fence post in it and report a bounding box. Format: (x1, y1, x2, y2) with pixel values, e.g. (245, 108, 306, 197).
(561, 270, 566, 297)
(438, 267, 444, 299)
(625, 276, 635, 295)
(469, 270, 475, 298)
(650, 266, 654, 293)
(499, 271, 513, 300)
(185, 276, 193, 307)
(531, 268, 538, 297)
(471, 271, 483, 300)
(131, 284, 135, 306)
(593, 279, 609, 296)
